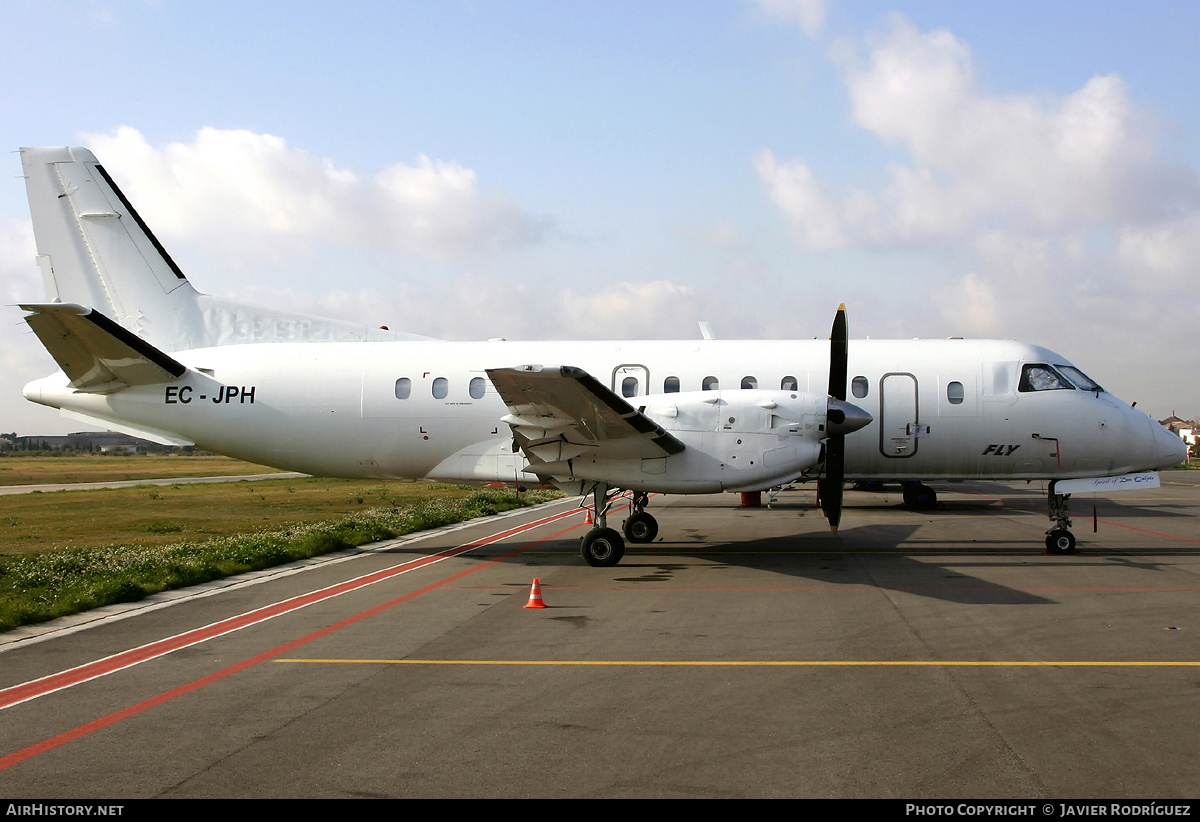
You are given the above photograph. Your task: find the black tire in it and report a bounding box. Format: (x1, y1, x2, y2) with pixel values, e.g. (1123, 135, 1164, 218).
(1045, 529, 1077, 555)
(905, 484, 937, 510)
(623, 512, 658, 544)
(581, 528, 625, 567)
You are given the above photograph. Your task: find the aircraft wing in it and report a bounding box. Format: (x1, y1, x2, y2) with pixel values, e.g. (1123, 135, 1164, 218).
(486, 365, 685, 474)
(21, 303, 186, 392)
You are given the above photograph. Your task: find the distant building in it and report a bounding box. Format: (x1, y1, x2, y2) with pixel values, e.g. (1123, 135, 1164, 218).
(4, 431, 164, 452)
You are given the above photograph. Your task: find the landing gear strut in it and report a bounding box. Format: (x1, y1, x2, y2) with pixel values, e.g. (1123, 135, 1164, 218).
(622, 491, 658, 543)
(1045, 481, 1077, 554)
(580, 482, 625, 567)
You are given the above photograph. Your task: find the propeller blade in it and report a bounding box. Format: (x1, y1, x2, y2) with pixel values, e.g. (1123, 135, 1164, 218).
(828, 303, 848, 401)
(818, 437, 845, 532)
(821, 304, 850, 532)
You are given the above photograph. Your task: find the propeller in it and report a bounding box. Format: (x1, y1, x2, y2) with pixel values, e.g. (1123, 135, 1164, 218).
(819, 304, 850, 532)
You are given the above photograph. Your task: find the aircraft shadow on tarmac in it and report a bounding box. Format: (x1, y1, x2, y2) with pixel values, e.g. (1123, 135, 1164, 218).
(897, 481, 1195, 520)
(449, 518, 1058, 605)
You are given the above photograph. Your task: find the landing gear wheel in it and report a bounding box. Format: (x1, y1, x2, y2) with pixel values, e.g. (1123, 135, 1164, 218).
(581, 528, 625, 567)
(1045, 529, 1077, 555)
(903, 483, 938, 510)
(623, 512, 658, 544)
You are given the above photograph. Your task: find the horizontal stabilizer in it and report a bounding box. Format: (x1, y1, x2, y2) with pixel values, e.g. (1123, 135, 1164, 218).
(487, 365, 685, 474)
(21, 303, 186, 392)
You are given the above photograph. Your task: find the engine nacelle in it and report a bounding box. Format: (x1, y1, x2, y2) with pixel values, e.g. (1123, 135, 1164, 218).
(560, 389, 834, 493)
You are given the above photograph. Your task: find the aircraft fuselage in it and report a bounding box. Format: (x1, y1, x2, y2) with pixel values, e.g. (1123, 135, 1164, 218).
(23, 336, 1182, 490)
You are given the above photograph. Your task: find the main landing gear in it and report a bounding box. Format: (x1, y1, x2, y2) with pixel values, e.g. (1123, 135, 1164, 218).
(623, 491, 658, 544)
(901, 481, 938, 510)
(1045, 482, 1078, 555)
(580, 482, 625, 567)
(579, 486, 658, 566)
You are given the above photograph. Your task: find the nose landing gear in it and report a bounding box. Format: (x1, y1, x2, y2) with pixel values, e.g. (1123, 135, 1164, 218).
(1045, 482, 1078, 554)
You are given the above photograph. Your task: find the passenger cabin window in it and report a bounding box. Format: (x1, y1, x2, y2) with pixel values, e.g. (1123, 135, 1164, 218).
(851, 376, 868, 398)
(781, 376, 797, 391)
(432, 377, 448, 399)
(395, 378, 411, 399)
(947, 381, 964, 404)
(622, 376, 639, 398)
(741, 376, 758, 389)
(702, 376, 719, 391)
(664, 376, 680, 393)
(469, 377, 485, 399)
(1018, 364, 1072, 392)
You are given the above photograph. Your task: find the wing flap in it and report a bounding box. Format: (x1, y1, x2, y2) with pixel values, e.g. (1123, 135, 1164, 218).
(21, 303, 186, 392)
(486, 365, 684, 475)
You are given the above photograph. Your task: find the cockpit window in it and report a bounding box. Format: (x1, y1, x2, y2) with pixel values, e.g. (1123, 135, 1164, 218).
(1018, 364, 1073, 392)
(1056, 365, 1103, 392)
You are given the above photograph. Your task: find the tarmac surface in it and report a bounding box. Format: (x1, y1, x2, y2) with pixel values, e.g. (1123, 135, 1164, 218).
(1, 475, 1198, 798)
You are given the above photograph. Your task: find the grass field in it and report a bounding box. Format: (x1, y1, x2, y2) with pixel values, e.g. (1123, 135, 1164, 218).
(0, 454, 285, 486)
(0, 455, 563, 630)
(1, 476, 515, 556)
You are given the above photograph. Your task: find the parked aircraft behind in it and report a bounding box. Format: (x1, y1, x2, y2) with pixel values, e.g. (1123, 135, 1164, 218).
(16, 147, 1187, 564)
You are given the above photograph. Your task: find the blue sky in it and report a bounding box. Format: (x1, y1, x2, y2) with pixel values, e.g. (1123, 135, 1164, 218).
(2, 0, 1198, 435)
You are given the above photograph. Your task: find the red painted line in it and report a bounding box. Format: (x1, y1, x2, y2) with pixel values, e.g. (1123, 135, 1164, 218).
(0, 516, 584, 771)
(0, 506, 582, 712)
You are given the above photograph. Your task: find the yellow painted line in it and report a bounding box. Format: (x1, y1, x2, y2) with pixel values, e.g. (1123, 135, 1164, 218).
(275, 658, 1200, 667)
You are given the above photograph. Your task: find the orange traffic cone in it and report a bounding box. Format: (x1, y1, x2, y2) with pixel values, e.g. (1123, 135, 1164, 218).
(525, 578, 547, 609)
(584, 508, 593, 525)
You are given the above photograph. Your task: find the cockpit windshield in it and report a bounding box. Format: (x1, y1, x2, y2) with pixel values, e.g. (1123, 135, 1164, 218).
(1056, 365, 1103, 392)
(1018, 364, 1073, 392)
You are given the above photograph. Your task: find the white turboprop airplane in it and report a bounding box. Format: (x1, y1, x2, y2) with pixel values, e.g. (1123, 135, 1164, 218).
(15, 147, 1188, 564)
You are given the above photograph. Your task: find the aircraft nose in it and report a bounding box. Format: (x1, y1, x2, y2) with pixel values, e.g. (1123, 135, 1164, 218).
(827, 398, 873, 436)
(1153, 420, 1188, 468)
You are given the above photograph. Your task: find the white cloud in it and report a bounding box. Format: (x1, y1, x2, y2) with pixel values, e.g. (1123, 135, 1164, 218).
(225, 276, 707, 343)
(1118, 214, 1200, 290)
(0, 217, 37, 304)
(931, 271, 1001, 336)
(1, 217, 67, 433)
(81, 126, 550, 265)
(753, 150, 849, 249)
(761, 16, 1199, 250)
(754, 0, 827, 37)
(555, 280, 703, 340)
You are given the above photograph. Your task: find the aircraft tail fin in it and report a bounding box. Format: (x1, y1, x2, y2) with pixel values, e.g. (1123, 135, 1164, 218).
(20, 302, 186, 393)
(20, 146, 213, 353)
(20, 146, 433, 353)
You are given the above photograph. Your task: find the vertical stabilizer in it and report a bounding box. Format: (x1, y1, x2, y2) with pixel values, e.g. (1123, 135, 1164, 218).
(20, 146, 209, 353)
(20, 146, 433, 352)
